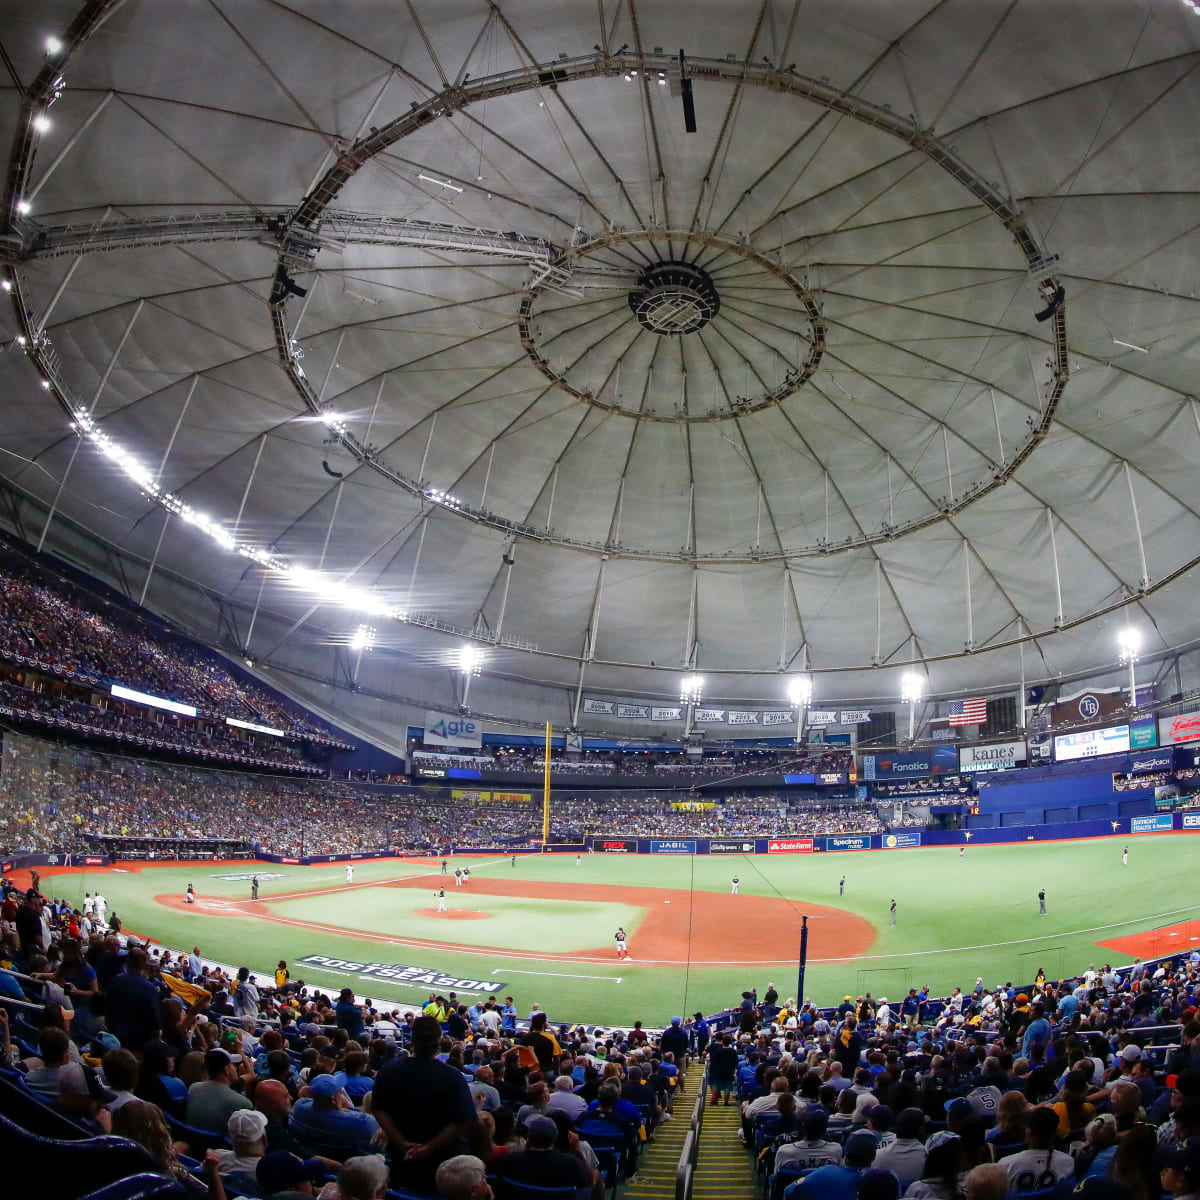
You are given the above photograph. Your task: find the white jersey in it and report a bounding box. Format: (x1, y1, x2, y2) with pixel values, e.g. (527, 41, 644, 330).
(346, 865, 354, 882)
(94, 895, 106, 914)
(82, 896, 94, 915)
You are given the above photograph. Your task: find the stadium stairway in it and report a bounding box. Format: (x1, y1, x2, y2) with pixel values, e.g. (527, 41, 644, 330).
(690, 1098, 758, 1200)
(621, 1073, 757, 1200)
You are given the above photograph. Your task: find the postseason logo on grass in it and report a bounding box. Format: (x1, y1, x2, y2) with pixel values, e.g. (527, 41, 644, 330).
(299, 955, 505, 993)
(211, 872, 289, 881)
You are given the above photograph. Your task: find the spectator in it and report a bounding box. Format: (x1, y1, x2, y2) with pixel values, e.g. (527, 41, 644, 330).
(104, 947, 162, 1052)
(904, 1131, 967, 1200)
(787, 1128, 877, 1200)
(188, 1048, 253, 1131)
(962, 1164, 1008, 1200)
(1003, 1108, 1074, 1191)
(435, 1154, 494, 1200)
(499, 1113, 600, 1200)
(371, 1016, 475, 1192)
(101, 1047, 141, 1112)
(776, 1110, 845, 1171)
(873, 1108, 926, 1185)
(256, 1150, 328, 1199)
(546, 1073, 588, 1121)
(323, 1155, 390, 1200)
(290, 1073, 379, 1155)
(23, 1027, 73, 1102)
(213, 1109, 271, 1181)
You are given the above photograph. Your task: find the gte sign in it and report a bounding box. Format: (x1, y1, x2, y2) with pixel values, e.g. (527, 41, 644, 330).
(423, 710, 482, 749)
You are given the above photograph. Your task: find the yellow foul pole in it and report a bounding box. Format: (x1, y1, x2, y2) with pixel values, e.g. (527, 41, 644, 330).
(542, 721, 552, 848)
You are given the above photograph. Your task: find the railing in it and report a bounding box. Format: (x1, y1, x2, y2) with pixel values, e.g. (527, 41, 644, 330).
(676, 1063, 706, 1200)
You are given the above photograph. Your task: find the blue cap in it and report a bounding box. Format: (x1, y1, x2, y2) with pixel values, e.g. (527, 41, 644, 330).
(308, 1072, 347, 1099)
(671, 1016, 682, 1025)
(257, 1152, 326, 1192)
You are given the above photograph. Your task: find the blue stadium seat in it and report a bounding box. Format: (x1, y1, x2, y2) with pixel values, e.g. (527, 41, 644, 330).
(0, 1073, 90, 1140)
(494, 1181, 578, 1200)
(77, 1178, 190, 1200)
(589, 1143, 620, 1197)
(0, 1112, 165, 1200)
(990, 1139, 1026, 1160)
(163, 1110, 232, 1155)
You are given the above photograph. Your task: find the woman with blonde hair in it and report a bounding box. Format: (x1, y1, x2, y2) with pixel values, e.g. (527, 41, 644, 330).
(112, 1100, 228, 1199)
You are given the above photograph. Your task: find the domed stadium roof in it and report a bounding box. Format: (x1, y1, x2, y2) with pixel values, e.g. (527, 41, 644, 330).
(3, 0, 1200, 709)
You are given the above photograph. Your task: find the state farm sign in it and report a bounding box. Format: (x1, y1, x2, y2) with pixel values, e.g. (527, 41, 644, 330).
(767, 838, 814, 854)
(1160, 710, 1200, 746)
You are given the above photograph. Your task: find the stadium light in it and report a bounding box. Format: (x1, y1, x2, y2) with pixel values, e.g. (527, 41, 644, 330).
(1117, 627, 1141, 708)
(679, 674, 704, 705)
(457, 644, 484, 676)
(349, 624, 375, 653)
(900, 671, 923, 741)
(788, 675, 813, 745)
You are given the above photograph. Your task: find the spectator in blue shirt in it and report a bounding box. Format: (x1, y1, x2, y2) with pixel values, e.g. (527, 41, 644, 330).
(335, 989, 365, 1041)
(785, 1129, 877, 1200)
(289, 1072, 379, 1154)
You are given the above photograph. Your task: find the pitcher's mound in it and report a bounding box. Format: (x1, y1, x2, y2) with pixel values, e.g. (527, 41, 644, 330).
(415, 908, 491, 920)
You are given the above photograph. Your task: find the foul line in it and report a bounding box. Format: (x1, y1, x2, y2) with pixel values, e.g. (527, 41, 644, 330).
(495, 967, 623, 982)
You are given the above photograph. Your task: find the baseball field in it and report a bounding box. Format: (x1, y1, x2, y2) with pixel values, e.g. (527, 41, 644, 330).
(19, 833, 1200, 1025)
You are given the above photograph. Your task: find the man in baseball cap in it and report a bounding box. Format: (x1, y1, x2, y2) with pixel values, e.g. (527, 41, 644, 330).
(290, 1071, 379, 1155)
(256, 1149, 327, 1198)
(500, 1112, 599, 1196)
(1160, 1138, 1200, 1199)
(213, 1108, 270, 1181)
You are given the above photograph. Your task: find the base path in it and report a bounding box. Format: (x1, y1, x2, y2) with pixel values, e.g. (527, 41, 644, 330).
(156, 874, 874, 966)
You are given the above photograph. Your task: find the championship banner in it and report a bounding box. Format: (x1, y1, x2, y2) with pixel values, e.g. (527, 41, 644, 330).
(694, 709, 726, 724)
(767, 838, 813, 853)
(489, 791, 532, 803)
(727, 710, 761, 725)
(762, 710, 795, 726)
(423, 711, 483, 749)
(839, 710, 871, 725)
(617, 703, 650, 719)
(808, 711, 838, 726)
(582, 698, 615, 715)
(652, 706, 683, 721)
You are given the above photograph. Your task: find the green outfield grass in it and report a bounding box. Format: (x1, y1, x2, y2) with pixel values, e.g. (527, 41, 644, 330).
(52, 834, 1200, 1026)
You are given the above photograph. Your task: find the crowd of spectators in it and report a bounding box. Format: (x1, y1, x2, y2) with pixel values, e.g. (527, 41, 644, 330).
(0, 554, 349, 748)
(0, 676, 319, 775)
(413, 743, 854, 780)
(0, 729, 887, 859)
(1, 870, 1198, 1200)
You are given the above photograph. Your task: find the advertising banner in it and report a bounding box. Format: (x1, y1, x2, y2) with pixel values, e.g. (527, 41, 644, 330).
(423, 711, 483, 749)
(1128, 750, 1173, 775)
(451, 789, 491, 802)
(1054, 725, 1129, 762)
(883, 832, 922, 848)
(817, 771, 848, 785)
(709, 838, 757, 853)
(762, 710, 795, 726)
(1129, 717, 1158, 749)
(1130, 813, 1173, 833)
(1183, 813, 1200, 829)
(599, 839, 637, 853)
(83, 856, 105, 865)
(581, 698, 615, 715)
(650, 839, 697, 854)
(487, 791, 532, 803)
(862, 746, 959, 779)
(1160, 710, 1200, 746)
(958, 741, 1027, 773)
(767, 838, 814, 853)
(823, 834, 870, 852)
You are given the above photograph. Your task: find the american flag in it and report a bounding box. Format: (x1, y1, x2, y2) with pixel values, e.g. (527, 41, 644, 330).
(947, 697, 988, 726)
